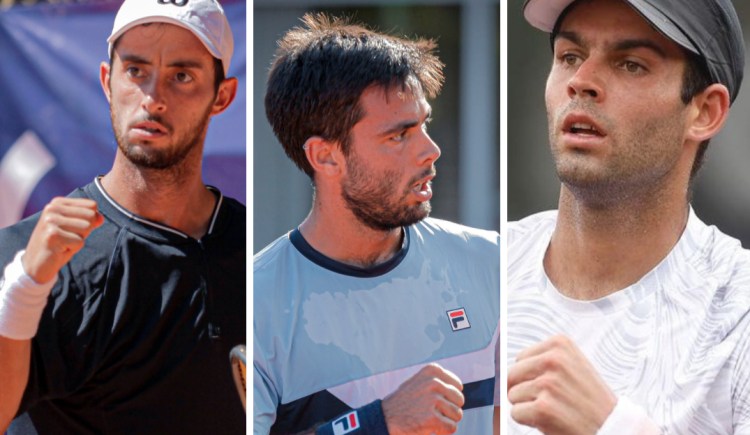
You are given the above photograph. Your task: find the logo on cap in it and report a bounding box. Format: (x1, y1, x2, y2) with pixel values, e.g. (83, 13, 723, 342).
(333, 411, 360, 435)
(447, 308, 471, 331)
(157, 0, 188, 6)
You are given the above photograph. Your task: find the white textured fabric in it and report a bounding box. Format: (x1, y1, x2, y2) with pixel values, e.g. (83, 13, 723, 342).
(598, 397, 661, 435)
(0, 250, 56, 340)
(508, 209, 750, 435)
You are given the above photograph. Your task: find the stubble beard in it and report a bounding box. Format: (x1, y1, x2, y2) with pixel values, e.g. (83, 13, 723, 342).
(548, 101, 687, 208)
(341, 151, 434, 232)
(111, 101, 212, 175)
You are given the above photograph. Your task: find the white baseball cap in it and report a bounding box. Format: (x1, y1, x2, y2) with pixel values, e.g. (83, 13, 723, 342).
(107, 0, 234, 76)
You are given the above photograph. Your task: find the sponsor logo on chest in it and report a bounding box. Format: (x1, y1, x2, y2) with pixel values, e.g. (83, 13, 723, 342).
(446, 308, 471, 331)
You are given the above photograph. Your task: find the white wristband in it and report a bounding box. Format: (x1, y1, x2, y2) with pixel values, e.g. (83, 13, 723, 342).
(597, 396, 661, 435)
(0, 250, 57, 340)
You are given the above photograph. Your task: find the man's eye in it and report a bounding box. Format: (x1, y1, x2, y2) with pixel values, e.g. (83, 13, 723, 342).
(561, 54, 580, 66)
(126, 67, 142, 77)
(621, 61, 646, 74)
(391, 132, 406, 142)
(175, 72, 193, 83)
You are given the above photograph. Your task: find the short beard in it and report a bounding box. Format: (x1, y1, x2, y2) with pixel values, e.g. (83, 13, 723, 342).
(111, 101, 212, 171)
(548, 101, 686, 208)
(341, 152, 434, 232)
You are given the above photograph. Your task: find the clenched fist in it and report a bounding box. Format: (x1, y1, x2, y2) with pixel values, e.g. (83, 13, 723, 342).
(22, 197, 104, 284)
(508, 335, 616, 435)
(382, 363, 465, 435)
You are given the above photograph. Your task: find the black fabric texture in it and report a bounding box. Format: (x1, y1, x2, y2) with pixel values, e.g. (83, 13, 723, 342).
(0, 180, 246, 435)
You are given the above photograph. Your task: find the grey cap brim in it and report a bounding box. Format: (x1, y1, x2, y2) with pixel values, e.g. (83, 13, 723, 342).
(523, 0, 699, 56)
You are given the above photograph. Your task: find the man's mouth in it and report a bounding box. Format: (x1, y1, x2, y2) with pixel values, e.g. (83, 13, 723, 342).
(568, 122, 601, 136)
(410, 172, 435, 202)
(562, 115, 606, 138)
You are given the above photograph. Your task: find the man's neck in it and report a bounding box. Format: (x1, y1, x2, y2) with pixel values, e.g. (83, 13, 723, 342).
(299, 199, 404, 269)
(100, 152, 217, 240)
(545, 181, 690, 301)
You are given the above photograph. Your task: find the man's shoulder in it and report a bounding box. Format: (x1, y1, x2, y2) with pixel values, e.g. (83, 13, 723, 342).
(412, 218, 499, 266)
(415, 217, 499, 246)
(688, 212, 750, 292)
(508, 210, 558, 246)
(253, 231, 293, 273)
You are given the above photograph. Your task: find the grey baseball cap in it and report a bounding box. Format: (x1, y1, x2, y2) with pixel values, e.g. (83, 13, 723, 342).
(523, 0, 745, 103)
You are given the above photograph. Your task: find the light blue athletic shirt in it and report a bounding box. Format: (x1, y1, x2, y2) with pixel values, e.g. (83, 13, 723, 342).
(254, 218, 500, 435)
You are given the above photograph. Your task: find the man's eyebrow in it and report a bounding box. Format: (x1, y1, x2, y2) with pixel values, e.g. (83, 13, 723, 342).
(168, 60, 205, 69)
(377, 107, 433, 137)
(119, 54, 150, 65)
(117, 55, 204, 69)
(554, 31, 668, 58)
(613, 39, 667, 58)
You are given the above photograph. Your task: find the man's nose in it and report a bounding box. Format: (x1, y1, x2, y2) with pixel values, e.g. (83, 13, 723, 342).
(567, 58, 605, 101)
(416, 131, 441, 167)
(141, 78, 167, 114)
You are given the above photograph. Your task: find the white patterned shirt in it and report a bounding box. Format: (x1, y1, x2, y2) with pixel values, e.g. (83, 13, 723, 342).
(508, 209, 750, 435)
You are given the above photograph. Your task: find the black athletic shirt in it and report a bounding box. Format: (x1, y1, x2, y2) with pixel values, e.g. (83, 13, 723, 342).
(0, 179, 246, 435)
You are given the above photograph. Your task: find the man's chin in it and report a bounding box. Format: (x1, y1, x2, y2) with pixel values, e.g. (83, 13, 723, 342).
(352, 202, 432, 232)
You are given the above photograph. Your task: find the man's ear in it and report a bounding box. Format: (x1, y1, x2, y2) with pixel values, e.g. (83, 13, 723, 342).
(100, 61, 112, 103)
(685, 83, 730, 143)
(211, 77, 238, 116)
(303, 136, 344, 178)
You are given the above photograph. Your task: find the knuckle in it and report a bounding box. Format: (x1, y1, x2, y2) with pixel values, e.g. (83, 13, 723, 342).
(510, 404, 523, 423)
(42, 214, 56, 226)
(534, 396, 553, 420)
(454, 390, 465, 407)
(423, 363, 441, 375)
(540, 354, 558, 371)
(441, 420, 457, 434)
(551, 334, 571, 348)
(46, 225, 62, 240)
(536, 373, 554, 391)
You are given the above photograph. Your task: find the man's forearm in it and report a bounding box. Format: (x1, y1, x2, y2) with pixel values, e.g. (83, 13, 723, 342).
(0, 336, 31, 433)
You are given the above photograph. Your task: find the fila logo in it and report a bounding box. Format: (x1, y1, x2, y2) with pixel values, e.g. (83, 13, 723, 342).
(332, 410, 360, 435)
(447, 308, 471, 331)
